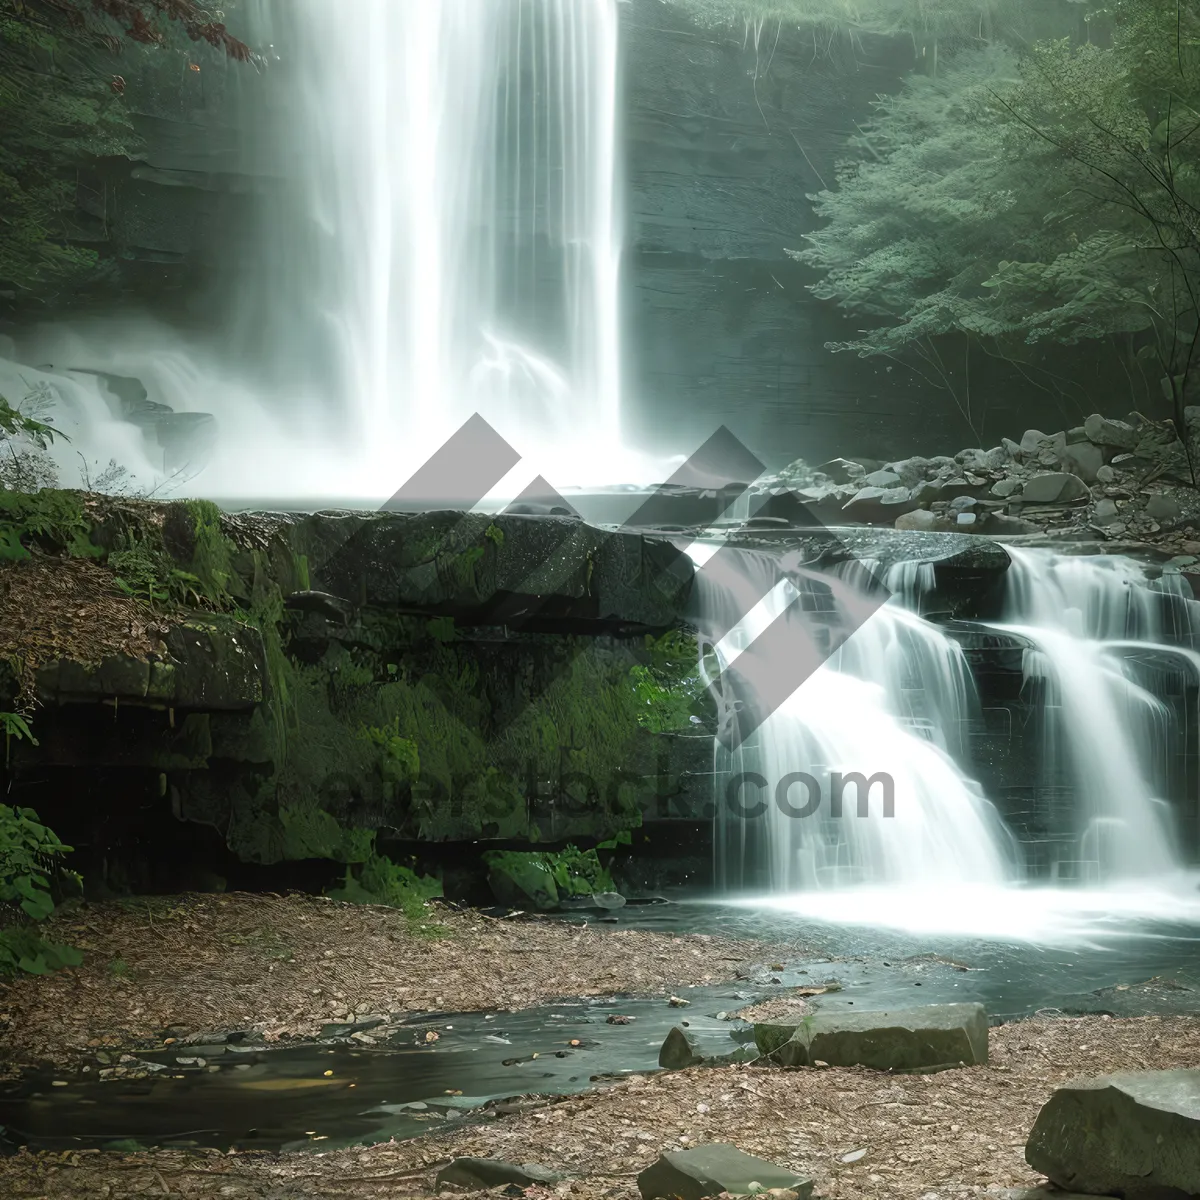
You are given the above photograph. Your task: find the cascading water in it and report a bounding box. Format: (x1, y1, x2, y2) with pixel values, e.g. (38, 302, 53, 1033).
(696, 545, 1019, 893)
(262, 0, 623, 470)
(997, 548, 1200, 883)
(2, 0, 629, 499)
(702, 540, 1200, 940)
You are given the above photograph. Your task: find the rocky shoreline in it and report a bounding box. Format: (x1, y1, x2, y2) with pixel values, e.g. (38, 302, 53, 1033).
(771, 409, 1200, 566)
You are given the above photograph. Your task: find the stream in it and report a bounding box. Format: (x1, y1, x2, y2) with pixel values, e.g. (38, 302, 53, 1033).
(4, 897, 1200, 1155)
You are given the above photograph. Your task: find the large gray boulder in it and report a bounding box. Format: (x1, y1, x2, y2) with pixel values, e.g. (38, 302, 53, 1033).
(1084, 413, 1139, 450)
(637, 1144, 813, 1200)
(758, 1003, 988, 1072)
(1020, 472, 1090, 505)
(1025, 1069, 1200, 1199)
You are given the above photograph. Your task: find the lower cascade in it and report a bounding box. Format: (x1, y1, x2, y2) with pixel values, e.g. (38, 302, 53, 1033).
(702, 543, 1200, 904)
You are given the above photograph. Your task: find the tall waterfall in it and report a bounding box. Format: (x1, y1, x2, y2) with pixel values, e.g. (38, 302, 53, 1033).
(1, 0, 627, 499)
(252, 0, 624, 486)
(704, 542, 1200, 924)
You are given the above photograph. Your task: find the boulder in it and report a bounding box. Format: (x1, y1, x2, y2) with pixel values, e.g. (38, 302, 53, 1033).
(1093, 498, 1120, 525)
(1020, 429, 1067, 457)
(1020, 473, 1090, 505)
(1084, 413, 1139, 450)
(637, 1144, 813, 1200)
(816, 458, 865, 485)
(841, 486, 917, 524)
(660, 1026, 703, 1069)
(1146, 493, 1183, 524)
(436, 1158, 564, 1190)
(1060, 441, 1104, 483)
(862, 469, 901, 488)
(982, 513, 1040, 535)
(983, 446, 1012, 469)
(991, 478, 1022, 499)
(885, 457, 931, 488)
(1025, 1069, 1200, 1200)
(758, 1003, 988, 1071)
(1096, 464, 1116, 483)
(894, 509, 941, 532)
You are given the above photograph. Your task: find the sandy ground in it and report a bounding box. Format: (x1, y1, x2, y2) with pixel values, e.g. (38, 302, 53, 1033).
(0, 892, 805, 1069)
(2, 1014, 1196, 1199)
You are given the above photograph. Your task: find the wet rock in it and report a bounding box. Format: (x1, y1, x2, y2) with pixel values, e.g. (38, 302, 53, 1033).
(841, 486, 917, 524)
(983, 446, 1011, 469)
(816, 458, 866, 484)
(759, 1002, 988, 1071)
(991, 478, 1022, 498)
(436, 1158, 564, 1190)
(982, 513, 1040, 535)
(1020, 429, 1067, 457)
(863, 469, 901, 488)
(1020, 473, 1090, 505)
(885, 457, 930, 488)
(559, 891, 627, 911)
(1001, 437, 1023, 458)
(1096, 464, 1116, 483)
(1084, 413, 1138, 450)
(1025, 1069, 1200, 1200)
(637, 1144, 813, 1200)
(893, 510, 941, 533)
(1061, 441, 1103, 483)
(912, 481, 944, 505)
(1093, 499, 1121, 525)
(1065, 425, 1089, 444)
(1146, 494, 1183, 524)
(660, 1025, 703, 1069)
(956, 512, 978, 527)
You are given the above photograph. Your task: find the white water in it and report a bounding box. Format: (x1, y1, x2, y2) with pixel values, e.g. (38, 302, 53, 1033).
(695, 545, 1019, 892)
(704, 543, 1200, 940)
(1, 0, 638, 500)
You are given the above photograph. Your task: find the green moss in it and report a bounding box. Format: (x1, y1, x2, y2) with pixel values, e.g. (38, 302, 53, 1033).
(183, 499, 237, 608)
(327, 853, 443, 926)
(0, 490, 101, 560)
(483, 845, 614, 910)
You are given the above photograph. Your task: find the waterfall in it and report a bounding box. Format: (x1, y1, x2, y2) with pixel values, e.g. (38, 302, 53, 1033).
(697, 545, 1019, 893)
(243, 0, 624, 489)
(702, 540, 1200, 931)
(995, 549, 1200, 883)
(2, 0, 627, 499)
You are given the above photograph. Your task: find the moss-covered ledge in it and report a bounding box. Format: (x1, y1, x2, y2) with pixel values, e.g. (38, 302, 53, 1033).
(0, 491, 705, 884)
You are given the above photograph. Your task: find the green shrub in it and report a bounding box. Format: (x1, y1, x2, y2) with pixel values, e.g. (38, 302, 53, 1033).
(0, 803, 82, 975)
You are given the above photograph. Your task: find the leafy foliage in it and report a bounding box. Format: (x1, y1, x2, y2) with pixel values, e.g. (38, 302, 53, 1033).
(328, 854, 444, 925)
(629, 631, 703, 733)
(0, 802, 82, 976)
(0, 488, 103, 560)
(793, 2, 1200, 421)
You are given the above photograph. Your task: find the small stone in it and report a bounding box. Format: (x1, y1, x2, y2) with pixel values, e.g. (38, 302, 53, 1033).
(659, 1026, 703, 1070)
(1094, 499, 1120, 525)
(990, 478, 1022, 498)
(955, 512, 977, 526)
(1096, 465, 1116, 483)
(669, 996, 691, 1008)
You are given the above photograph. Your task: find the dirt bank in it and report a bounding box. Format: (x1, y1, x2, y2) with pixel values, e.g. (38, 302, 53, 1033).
(0, 892, 803, 1070)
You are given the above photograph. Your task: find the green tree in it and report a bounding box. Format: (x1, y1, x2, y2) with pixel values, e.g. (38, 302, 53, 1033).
(793, 2, 1200, 433)
(0, 0, 251, 311)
